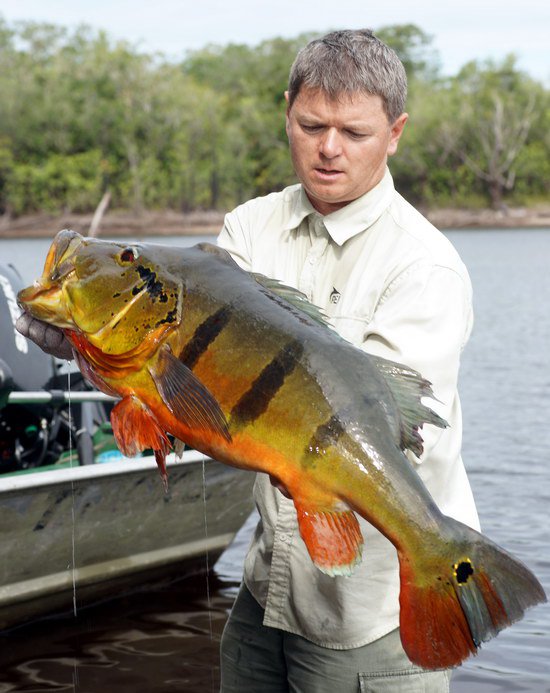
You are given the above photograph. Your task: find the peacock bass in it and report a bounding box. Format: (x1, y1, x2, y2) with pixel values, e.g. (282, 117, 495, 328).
(18, 229, 545, 669)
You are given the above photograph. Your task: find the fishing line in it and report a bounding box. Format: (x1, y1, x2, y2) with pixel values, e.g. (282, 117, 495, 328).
(67, 371, 78, 619)
(201, 454, 215, 693)
(66, 370, 80, 691)
(72, 660, 80, 691)
(201, 455, 213, 636)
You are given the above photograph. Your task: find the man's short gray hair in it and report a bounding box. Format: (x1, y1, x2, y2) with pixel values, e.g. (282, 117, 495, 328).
(287, 29, 407, 123)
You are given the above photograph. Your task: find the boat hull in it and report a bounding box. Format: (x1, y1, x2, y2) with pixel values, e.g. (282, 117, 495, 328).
(0, 450, 254, 629)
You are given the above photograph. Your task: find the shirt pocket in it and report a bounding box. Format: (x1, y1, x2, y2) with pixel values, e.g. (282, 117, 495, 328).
(358, 667, 450, 693)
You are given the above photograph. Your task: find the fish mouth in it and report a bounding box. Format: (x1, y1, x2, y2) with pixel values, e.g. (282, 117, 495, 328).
(17, 229, 83, 328)
(17, 280, 74, 327)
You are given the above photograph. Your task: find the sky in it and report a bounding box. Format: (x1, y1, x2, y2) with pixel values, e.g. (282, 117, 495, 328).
(1, 0, 549, 83)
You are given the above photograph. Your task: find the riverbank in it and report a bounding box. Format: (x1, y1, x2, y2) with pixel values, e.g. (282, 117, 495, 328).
(1, 204, 550, 238)
(0, 209, 225, 239)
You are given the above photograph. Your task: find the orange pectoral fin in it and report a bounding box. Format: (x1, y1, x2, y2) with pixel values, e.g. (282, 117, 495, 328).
(111, 395, 171, 484)
(150, 346, 231, 444)
(295, 503, 364, 577)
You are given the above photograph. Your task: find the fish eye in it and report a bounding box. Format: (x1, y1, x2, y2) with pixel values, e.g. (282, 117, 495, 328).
(119, 247, 140, 264)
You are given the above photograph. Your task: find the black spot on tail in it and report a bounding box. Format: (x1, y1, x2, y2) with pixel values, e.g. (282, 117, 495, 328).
(180, 307, 232, 368)
(455, 560, 474, 584)
(231, 340, 303, 428)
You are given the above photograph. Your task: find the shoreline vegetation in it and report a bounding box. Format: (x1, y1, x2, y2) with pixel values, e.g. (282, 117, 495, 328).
(0, 22, 548, 235)
(1, 205, 550, 240)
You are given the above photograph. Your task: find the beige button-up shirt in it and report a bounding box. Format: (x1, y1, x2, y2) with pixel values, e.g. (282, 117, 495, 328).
(217, 169, 480, 649)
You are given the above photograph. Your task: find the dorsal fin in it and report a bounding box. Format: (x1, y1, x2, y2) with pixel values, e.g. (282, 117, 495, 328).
(252, 273, 332, 329)
(370, 354, 448, 458)
(196, 243, 331, 329)
(196, 242, 241, 267)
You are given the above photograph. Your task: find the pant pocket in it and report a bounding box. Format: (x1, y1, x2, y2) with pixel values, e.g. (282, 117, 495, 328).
(359, 667, 450, 693)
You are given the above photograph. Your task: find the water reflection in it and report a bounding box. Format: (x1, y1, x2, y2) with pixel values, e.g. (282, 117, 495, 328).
(0, 573, 237, 693)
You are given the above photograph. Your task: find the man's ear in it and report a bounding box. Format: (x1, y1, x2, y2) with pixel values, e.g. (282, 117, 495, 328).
(387, 112, 409, 156)
(284, 91, 291, 137)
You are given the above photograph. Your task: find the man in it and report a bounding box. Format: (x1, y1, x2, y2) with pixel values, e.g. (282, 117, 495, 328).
(215, 30, 479, 692)
(18, 29, 478, 692)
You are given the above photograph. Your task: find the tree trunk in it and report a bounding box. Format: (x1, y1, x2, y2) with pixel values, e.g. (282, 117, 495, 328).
(488, 180, 506, 212)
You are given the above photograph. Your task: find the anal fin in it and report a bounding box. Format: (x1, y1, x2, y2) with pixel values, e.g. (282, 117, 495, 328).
(111, 395, 171, 485)
(295, 504, 363, 576)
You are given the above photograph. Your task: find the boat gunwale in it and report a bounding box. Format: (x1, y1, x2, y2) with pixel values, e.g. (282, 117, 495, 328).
(0, 449, 208, 493)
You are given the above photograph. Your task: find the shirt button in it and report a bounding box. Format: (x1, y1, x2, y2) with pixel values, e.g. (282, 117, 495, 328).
(309, 257, 315, 265)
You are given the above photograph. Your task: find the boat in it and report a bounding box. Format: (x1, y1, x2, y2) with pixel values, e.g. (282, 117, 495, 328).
(0, 448, 254, 631)
(0, 263, 254, 630)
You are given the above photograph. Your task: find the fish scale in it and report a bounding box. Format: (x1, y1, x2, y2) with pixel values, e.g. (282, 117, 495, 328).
(17, 230, 546, 671)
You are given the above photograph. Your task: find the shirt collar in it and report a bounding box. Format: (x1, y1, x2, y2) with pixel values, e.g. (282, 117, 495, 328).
(283, 187, 317, 232)
(283, 168, 395, 246)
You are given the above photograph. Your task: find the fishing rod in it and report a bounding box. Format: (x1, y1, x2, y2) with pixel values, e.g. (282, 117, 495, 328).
(7, 390, 117, 405)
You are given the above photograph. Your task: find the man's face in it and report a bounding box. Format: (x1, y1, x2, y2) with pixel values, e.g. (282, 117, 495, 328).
(285, 86, 408, 215)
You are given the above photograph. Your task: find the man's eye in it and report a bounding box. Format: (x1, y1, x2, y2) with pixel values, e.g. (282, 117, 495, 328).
(345, 130, 367, 139)
(302, 124, 322, 133)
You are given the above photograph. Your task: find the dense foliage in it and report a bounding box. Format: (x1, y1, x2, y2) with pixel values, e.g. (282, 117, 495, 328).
(0, 18, 548, 216)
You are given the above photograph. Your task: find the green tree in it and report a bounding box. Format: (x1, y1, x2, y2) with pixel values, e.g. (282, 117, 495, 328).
(450, 57, 545, 209)
(376, 24, 440, 81)
(0, 18, 547, 217)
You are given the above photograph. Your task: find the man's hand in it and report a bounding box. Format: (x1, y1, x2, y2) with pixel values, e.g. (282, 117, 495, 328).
(16, 312, 74, 360)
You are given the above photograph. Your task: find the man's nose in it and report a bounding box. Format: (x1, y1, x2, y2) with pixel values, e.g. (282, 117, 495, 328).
(319, 128, 342, 158)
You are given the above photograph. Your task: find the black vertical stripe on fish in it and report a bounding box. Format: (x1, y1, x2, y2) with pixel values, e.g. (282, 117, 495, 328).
(231, 340, 304, 427)
(302, 414, 346, 468)
(179, 306, 232, 369)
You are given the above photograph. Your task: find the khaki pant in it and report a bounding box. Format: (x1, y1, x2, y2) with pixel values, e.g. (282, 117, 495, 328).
(220, 584, 451, 693)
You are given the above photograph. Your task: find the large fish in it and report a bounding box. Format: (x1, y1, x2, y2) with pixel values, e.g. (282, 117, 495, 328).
(18, 229, 545, 669)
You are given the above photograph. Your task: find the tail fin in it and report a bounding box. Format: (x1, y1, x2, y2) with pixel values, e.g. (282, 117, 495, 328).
(397, 519, 546, 669)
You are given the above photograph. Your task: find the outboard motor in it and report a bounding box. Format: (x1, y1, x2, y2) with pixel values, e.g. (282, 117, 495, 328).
(0, 264, 58, 472)
(0, 357, 14, 410)
(0, 264, 54, 392)
(0, 265, 106, 473)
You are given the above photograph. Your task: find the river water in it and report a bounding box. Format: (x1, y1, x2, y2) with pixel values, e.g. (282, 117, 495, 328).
(0, 229, 548, 692)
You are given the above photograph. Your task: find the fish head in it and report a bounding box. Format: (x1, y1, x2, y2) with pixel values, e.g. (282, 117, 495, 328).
(17, 229, 82, 328)
(18, 229, 182, 354)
